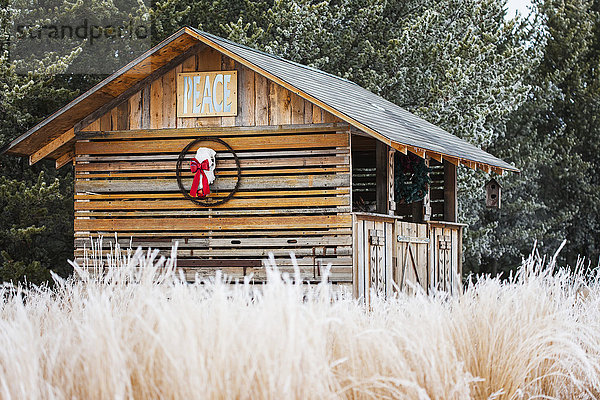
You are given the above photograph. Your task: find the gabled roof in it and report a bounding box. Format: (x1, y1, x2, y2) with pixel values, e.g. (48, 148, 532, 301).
(2, 27, 518, 173)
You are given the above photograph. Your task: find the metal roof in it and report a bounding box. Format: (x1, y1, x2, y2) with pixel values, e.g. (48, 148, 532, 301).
(2, 27, 517, 172)
(191, 29, 517, 172)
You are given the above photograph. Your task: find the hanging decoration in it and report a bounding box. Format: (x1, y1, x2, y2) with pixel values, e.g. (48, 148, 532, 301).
(176, 137, 241, 206)
(394, 152, 431, 204)
(485, 178, 502, 209)
(189, 147, 216, 198)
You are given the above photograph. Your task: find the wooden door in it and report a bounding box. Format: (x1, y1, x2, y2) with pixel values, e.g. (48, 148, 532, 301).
(353, 215, 393, 303)
(395, 221, 430, 294)
(429, 224, 462, 294)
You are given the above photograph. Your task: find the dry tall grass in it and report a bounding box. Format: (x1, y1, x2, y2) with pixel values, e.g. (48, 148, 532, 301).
(0, 242, 599, 399)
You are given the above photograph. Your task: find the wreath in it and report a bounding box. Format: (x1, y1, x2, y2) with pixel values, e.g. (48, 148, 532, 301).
(176, 137, 241, 207)
(394, 152, 431, 204)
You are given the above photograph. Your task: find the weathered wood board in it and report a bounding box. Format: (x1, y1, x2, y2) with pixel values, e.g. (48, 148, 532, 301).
(176, 71, 238, 117)
(352, 213, 394, 302)
(428, 222, 462, 294)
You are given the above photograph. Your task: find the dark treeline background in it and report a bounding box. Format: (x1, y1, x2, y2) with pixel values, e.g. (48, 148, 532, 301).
(0, 0, 598, 284)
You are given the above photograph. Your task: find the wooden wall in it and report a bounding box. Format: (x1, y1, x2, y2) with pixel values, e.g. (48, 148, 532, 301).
(427, 159, 447, 221)
(351, 135, 377, 212)
(74, 46, 352, 283)
(81, 47, 341, 132)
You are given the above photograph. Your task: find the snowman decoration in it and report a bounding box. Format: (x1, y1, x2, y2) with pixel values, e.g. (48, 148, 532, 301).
(189, 147, 217, 198)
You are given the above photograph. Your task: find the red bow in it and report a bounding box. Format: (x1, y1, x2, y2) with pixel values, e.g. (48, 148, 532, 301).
(190, 157, 211, 197)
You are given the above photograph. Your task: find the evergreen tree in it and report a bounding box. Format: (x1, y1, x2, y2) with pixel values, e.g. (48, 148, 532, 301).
(467, 0, 600, 274)
(0, 0, 100, 284)
(0, 173, 73, 284)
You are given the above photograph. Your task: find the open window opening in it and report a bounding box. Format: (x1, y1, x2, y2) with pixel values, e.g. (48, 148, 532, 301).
(351, 135, 377, 213)
(351, 134, 457, 223)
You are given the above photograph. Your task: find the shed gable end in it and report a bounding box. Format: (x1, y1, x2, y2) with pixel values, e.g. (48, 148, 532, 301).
(80, 46, 340, 134)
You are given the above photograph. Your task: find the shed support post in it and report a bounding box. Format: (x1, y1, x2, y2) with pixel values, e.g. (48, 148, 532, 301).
(388, 147, 396, 215)
(376, 141, 389, 214)
(443, 160, 457, 222)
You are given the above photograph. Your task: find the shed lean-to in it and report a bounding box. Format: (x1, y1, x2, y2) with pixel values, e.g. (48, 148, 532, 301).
(1, 27, 517, 296)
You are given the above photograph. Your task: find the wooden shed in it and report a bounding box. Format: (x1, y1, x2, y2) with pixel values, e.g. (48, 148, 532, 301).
(2, 27, 518, 296)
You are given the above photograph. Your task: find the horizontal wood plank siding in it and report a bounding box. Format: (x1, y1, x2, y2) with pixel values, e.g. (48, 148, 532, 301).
(75, 125, 352, 283)
(75, 45, 348, 282)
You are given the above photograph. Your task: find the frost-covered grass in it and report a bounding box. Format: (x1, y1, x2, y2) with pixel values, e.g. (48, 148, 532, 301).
(0, 243, 599, 399)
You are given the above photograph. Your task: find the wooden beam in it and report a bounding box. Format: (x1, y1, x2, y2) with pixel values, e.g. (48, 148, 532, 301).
(427, 151, 443, 163)
(443, 160, 457, 222)
(407, 146, 426, 158)
(478, 163, 491, 173)
(423, 158, 431, 221)
(75, 43, 206, 132)
(29, 128, 75, 165)
(442, 155, 460, 166)
(376, 141, 389, 214)
(55, 150, 74, 169)
(391, 142, 407, 154)
(75, 133, 348, 155)
(460, 159, 477, 170)
(492, 167, 504, 175)
(77, 123, 348, 140)
(74, 215, 352, 231)
(75, 174, 350, 193)
(388, 147, 396, 215)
